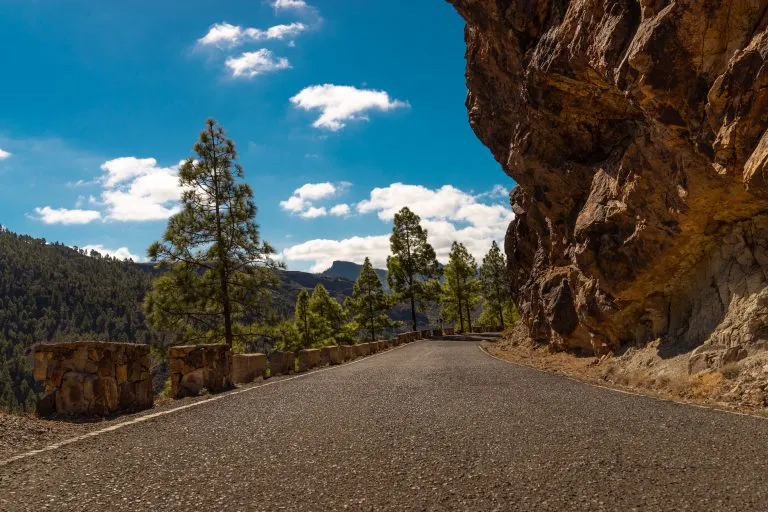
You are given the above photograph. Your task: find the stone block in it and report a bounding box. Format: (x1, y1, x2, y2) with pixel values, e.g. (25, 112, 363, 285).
(268, 351, 295, 376)
(298, 349, 322, 372)
(231, 353, 267, 384)
(168, 344, 233, 399)
(321, 346, 342, 365)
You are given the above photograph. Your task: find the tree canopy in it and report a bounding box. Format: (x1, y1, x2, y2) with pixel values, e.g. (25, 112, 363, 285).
(347, 258, 394, 342)
(441, 242, 480, 333)
(386, 207, 440, 331)
(144, 119, 280, 347)
(479, 241, 512, 329)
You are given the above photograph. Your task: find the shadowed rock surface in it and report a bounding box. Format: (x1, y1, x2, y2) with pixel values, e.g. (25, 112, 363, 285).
(448, 0, 768, 357)
(3, 340, 768, 511)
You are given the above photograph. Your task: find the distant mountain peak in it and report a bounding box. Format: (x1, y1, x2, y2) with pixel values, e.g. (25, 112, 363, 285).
(320, 260, 388, 288)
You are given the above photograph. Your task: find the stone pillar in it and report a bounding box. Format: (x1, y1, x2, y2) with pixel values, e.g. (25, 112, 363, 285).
(231, 353, 267, 384)
(168, 344, 233, 399)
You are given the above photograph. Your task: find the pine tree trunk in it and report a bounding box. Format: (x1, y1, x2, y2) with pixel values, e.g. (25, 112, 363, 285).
(369, 289, 376, 342)
(410, 295, 417, 332)
(209, 124, 233, 348)
(466, 301, 473, 333)
(457, 292, 464, 333)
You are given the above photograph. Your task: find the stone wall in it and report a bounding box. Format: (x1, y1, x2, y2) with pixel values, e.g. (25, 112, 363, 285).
(268, 351, 295, 377)
(297, 349, 322, 372)
(168, 344, 232, 399)
(33, 342, 153, 417)
(231, 353, 267, 384)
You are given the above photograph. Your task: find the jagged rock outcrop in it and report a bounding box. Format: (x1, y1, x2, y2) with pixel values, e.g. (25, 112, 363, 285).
(449, 0, 768, 357)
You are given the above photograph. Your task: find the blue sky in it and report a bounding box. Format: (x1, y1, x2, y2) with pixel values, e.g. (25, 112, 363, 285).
(0, 0, 515, 272)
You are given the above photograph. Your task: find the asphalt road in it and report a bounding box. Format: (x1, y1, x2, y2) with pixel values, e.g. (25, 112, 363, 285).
(2, 339, 768, 511)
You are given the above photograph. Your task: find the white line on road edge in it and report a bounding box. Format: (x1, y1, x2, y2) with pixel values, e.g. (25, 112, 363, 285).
(0, 342, 420, 467)
(477, 344, 768, 422)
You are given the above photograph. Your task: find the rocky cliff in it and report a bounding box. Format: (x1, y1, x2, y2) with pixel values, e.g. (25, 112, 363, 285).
(449, 0, 768, 360)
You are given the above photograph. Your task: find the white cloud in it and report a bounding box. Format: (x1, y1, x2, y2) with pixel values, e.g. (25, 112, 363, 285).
(81, 244, 142, 261)
(290, 84, 409, 131)
(198, 22, 307, 48)
(99, 157, 182, 221)
(272, 0, 309, 11)
(329, 204, 351, 216)
(0, 149, 11, 160)
(479, 184, 509, 199)
(33, 206, 101, 225)
(283, 182, 515, 272)
(280, 182, 347, 218)
(357, 183, 476, 221)
(226, 49, 290, 78)
(301, 206, 327, 219)
(283, 235, 391, 273)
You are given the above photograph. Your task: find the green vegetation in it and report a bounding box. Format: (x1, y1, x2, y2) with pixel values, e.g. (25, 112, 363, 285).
(0, 228, 159, 412)
(441, 242, 480, 332)
(347, 258, 395, 342)
(479, 241, 514, 329)
(144, 119, 280, 347)
(0, 121, 518, 414)
(387, 207, 441, 331)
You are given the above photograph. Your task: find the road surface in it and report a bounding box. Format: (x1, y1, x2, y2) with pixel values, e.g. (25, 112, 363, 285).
(2, 339, 768, 511)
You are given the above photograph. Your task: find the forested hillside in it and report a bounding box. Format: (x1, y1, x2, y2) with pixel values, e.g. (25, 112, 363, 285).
(0, 227, 407, 412)
(0, 227, 160, 411)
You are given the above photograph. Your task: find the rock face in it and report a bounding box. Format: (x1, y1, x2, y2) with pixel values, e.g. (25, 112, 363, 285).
(449, 0, 768, 355)
(33, 342, 153, 417)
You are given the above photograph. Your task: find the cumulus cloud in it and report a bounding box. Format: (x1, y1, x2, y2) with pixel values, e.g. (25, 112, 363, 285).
(81, 244, 142, 261)
(272, 0, 309, 11)
(33, 156, 189, 225)
(0, 149, 11, 160)
(280, 182, 348, 218)
(301, 206, 327, 219)
(99, 157, 182, 221)
(283, 235, 391, 273)
(226, 49, 291, 78)
(329, 204, 351, 216)
(198, 22, 307, 48)
(33, 206, 101, 225)
(282, 182, 515, 272)
(290, 84, 409, 131)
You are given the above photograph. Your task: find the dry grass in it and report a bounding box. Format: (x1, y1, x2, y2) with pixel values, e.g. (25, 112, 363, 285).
(484, 324, 750, 413)
(721, 363, 742, 380)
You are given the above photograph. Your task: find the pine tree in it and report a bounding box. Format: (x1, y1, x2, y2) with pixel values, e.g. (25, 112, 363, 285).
(386, 207, 440, 331)
(295, 289, 312, 348)
(441, 242, 480, 333)
(144, 119, 279, 347)
(309, 284, 347, 344)
(347, 257, 393, 342)
(479, 241, 512, 329)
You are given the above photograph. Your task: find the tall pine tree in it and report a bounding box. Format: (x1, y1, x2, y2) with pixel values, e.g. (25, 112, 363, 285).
(347, 258, 393, 342)
(479, 241, 512, 329)
(295, 289, 312, 348)
(144, 119, 279, 347)
(441, 242, 480, 333)
(386, 207, 440, 332)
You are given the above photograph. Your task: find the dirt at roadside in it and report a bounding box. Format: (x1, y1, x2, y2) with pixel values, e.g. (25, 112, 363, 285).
(486, 323, 768, 417)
